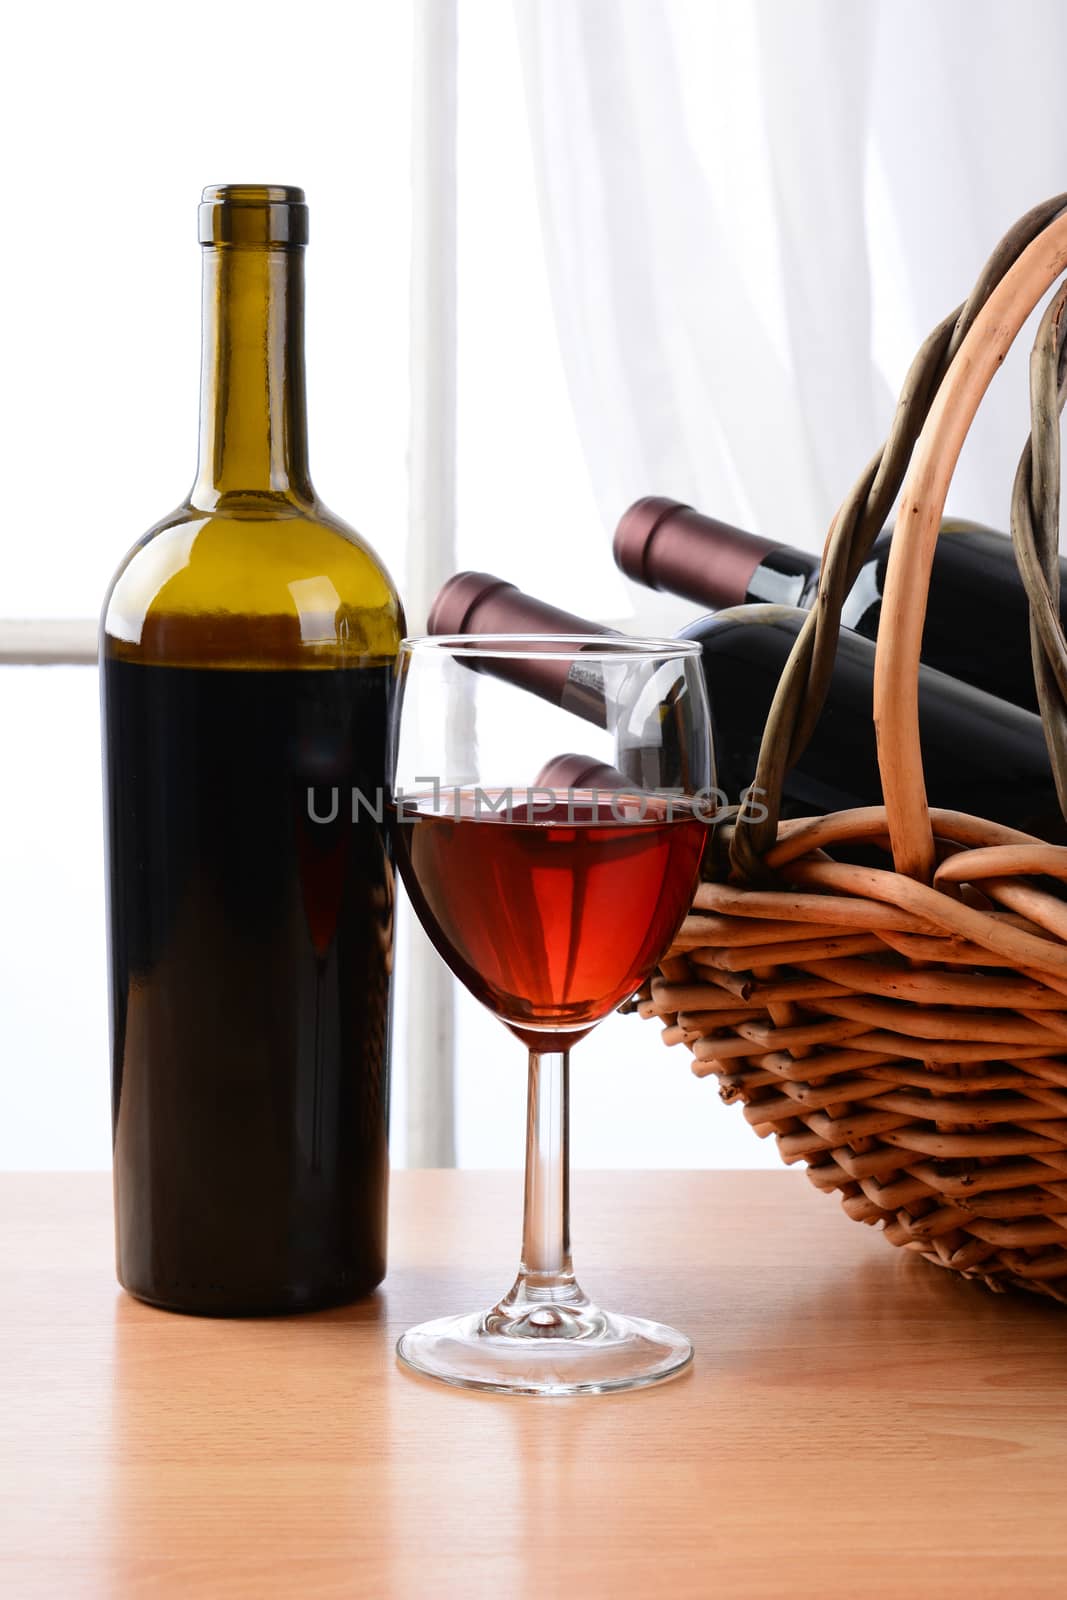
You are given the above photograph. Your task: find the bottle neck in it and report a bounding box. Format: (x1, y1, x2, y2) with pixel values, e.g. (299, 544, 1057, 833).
(192, 244, 312, 506)
(614, 498, 818, 609)
(428, 571, 617, 719)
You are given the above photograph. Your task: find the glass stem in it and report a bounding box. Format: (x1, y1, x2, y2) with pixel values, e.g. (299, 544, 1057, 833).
(519, 1049, 576, 1293)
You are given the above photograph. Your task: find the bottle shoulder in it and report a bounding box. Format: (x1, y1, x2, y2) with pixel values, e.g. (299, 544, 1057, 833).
(679, 602, 809, 641)
(102, 495, 404, 667)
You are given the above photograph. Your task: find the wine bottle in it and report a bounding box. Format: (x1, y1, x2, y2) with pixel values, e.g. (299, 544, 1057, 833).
(614, 497, 1063, 715)
(429, 571, 1065, 843)
(101, 185, 404, 1314)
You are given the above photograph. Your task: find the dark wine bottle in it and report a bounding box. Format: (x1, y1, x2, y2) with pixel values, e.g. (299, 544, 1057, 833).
(614, 497, 1063, 715)
(101, 186, 404, 1314)
(429, 571, 1065, 843)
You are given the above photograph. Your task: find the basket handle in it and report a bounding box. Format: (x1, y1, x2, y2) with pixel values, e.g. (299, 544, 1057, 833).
(873, 212, 1067, 882)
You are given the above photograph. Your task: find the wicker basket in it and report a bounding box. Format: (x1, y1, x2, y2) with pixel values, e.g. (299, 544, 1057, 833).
(643, 195, 1067, 1302)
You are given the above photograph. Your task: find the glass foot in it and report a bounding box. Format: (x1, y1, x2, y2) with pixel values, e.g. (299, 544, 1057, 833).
(397, 1297, 693, 1396)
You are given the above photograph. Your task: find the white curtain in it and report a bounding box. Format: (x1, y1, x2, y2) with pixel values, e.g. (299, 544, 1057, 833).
(439, 0, 1067, 1175)
(512, 0, 1067, 563)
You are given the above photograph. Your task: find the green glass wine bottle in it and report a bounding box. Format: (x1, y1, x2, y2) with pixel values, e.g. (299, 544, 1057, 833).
(100, 185, 404, 1314)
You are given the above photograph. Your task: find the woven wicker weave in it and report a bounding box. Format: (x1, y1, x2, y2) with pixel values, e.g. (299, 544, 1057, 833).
(644, 196, 1067, 1302)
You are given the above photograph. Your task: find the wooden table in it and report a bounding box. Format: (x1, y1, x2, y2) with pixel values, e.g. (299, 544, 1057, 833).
(3, 1171, 1067, 1598)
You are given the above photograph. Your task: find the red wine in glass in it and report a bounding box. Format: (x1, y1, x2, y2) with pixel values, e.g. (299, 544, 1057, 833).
(396, 791, 705, 1045)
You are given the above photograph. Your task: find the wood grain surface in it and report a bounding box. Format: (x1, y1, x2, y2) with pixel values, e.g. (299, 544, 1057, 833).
(2, 1170, 1066, 1599)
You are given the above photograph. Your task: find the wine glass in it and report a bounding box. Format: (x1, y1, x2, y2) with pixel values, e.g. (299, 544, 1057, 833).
(389, 635, 713, 1395)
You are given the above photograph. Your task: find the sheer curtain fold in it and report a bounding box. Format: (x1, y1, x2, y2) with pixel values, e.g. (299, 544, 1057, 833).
(512, 0, 1067, 558)
(868, 0, 1067, 521)
(511, 0, 831, 544)
(751, 0, 891, 521)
